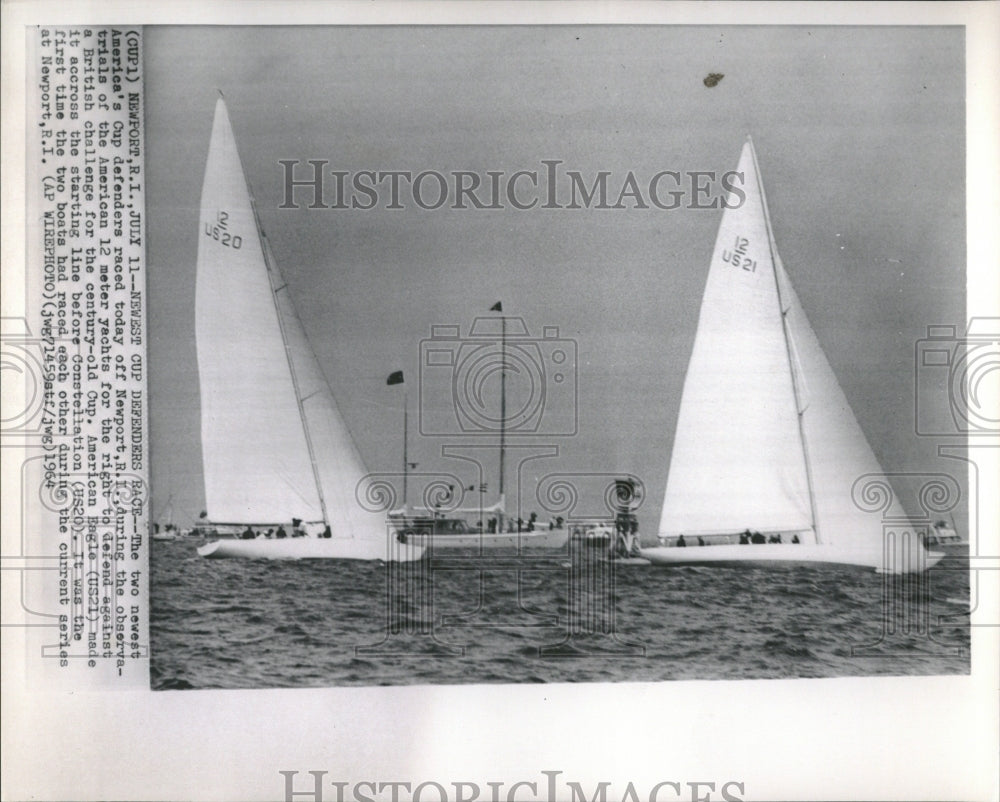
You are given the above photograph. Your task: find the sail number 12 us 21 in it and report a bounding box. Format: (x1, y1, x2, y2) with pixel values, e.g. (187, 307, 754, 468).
(722, 235, 757, 273)
(205, 210, 243, 249)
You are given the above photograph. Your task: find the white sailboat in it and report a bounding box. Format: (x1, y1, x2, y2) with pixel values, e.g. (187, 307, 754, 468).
(924, 520, 968, 556)
(195, 97, 423, 562)
(641, 138, 942, 574)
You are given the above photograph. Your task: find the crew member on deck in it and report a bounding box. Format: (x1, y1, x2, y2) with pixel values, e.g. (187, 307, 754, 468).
(611, 525, 627, 559)
(676, 534, 687, 547)
(739, 530, 750, 545)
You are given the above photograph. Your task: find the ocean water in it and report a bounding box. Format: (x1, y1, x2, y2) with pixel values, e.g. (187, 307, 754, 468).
(150, 541, 969, 690)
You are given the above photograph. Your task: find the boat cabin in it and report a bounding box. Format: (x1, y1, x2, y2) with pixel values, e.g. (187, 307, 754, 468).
(392, 516, 477, 537)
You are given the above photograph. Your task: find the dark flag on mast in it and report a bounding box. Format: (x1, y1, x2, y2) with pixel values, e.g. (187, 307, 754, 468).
(490, 301, 502, 312)
(386, 371, 404, 386)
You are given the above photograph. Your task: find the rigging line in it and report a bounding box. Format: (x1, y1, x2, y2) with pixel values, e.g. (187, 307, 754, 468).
(224, 101, 329, 525)
(747, 137, 820, 544)
(499, 314, 506, 499)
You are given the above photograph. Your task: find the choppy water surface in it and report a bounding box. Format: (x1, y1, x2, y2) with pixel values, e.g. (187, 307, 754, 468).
(151, 542, 969, 689)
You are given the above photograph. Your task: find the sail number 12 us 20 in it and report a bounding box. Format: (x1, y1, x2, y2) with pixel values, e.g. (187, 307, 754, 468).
(722, 235, 757, 273)
(205, 210, 243, 249)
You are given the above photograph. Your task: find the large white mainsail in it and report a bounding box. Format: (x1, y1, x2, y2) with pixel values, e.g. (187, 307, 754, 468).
(658, 139, 813, 538)
(647, 138, 940, 573)
(195, 97, 418, 561)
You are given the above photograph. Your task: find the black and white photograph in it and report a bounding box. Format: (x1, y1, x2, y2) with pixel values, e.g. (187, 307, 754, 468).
(146, 25, 971, 688)
(2, 4, 998, 802)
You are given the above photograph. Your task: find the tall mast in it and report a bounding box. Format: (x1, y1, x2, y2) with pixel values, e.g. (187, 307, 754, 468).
(402, 390, 408, 509)
(222, 96, 330, 524)
(499, 312, 506, 500)
(748, 137, 820, 543)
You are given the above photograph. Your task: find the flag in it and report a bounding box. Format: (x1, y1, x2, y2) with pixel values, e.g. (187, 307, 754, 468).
(386, 370, 404, 385)
(489, 301, 502, 312)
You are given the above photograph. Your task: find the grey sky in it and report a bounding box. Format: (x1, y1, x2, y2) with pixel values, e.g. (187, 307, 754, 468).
(145, 26, 965, 531)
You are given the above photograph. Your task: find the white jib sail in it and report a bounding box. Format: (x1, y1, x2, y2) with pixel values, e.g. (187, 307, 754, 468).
(774, 256, 922, 567)
(659, 139, 813, 537)
(195, 98, 384, 542)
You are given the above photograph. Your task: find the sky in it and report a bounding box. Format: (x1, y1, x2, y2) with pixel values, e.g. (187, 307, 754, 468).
(144, 25, 966, 534)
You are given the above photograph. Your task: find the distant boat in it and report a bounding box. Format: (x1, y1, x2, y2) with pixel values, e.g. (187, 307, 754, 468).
(151, 494, 179, 540)
(384, 353, 566, 550)
(924, 520, 968, 556)
(641, 138, 942, 574)
(572, 523, 613, 543)
(194, 97, 422, 563)
(389, 501, 569, 550)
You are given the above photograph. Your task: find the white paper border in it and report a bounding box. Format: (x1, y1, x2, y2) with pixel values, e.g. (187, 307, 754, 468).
(2, 3, 997, 801)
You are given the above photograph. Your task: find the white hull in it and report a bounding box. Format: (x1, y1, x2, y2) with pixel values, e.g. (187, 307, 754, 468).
(640, 543, 944, 573)
(925, 528, 968, 556)
(406, 528, 569, 550)
(609, 556, 651, 566)
(926, 540, 969, 557)
(197, 537, 425, 561)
